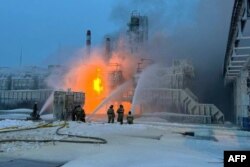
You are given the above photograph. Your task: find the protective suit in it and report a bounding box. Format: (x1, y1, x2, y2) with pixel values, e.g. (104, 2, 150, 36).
(107, 105, 115, 123)
(117, 105, 124, 124)
(127, 111, 134, 124)
(30, 102, 40, 120)
(76, 105, 85, 122)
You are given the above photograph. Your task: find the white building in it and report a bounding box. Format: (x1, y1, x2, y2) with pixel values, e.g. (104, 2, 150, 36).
(223, 0, 250, 127)
(0, 65, 65, 91)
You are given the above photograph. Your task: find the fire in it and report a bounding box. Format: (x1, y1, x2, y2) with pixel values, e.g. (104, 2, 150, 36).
(63, 51, 109, 114)
(62, 46, 138, 115)
(93, 68, 103, 94)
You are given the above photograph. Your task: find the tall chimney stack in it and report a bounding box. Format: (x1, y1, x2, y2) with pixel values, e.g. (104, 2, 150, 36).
(105, 37, 111, 60)
(86, 30, 91, 55)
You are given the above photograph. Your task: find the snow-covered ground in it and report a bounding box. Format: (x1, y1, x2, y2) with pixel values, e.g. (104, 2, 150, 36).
(0, 108, 32, 120)
(0, 119, 250, 167)
(0, 109, 53, 120)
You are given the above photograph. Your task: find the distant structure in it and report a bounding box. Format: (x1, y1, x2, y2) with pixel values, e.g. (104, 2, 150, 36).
(86, 30, 91, 55)
(105, 36, 111, 60)
(223, 0, 250, 128)
(0, 65, 85, 121)
(0, 65, 65, 91)
(127, 11, 148, 54)
(130, 60, 224, 124)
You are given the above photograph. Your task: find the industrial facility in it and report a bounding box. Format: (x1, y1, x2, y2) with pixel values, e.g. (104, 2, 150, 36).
(223, 0, 250, 128)
(127, 11, 148, 53)
(0, 65, 84, 119)
(0, 1, 249, 129)
(0, 11, 230, 124)
(1, 1, 250, 166)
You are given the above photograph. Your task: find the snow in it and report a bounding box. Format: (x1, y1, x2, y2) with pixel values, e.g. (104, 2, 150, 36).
(0, 108, 32, 120)
(136, 116, 169, 122)
(0, 119, 34, 128)
(0, 108, 32, 113)
(0, 114, 30, 120)
(0, 119, 250, 167)
(40, 114, 54, 120)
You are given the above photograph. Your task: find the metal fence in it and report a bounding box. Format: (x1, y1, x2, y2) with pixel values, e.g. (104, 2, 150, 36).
(0, 89, 53, 110)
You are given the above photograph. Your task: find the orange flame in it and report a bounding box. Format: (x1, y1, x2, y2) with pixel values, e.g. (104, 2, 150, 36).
(63, 51, 109, 114)
(93, 68, 104, 94)
(63, 46, 139, 114)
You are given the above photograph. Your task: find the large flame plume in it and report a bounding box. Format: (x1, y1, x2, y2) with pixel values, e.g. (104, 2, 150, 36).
(63, 50, 109, 114)
(62, 44, 139, 114)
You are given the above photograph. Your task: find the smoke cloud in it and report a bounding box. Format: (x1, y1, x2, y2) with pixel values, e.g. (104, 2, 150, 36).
(45, 0, 235, 120)
(110, 0, 235, 120)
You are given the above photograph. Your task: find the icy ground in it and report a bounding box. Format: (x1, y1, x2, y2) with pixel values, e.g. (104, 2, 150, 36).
(1, 119, 250, 167)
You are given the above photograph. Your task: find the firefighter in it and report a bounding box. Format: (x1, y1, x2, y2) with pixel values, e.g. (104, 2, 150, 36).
(117, 105, 124, 124)
(81, 107, 86, 122)
(71, 106, 77, 121)
(30, 102, 40, 120)
(127, 111, 134, 124)
(76, 105, 86, 122)
(107, 105, 115, 123)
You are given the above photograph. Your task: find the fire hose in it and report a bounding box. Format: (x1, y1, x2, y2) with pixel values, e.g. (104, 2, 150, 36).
(0, 121, 107, 145)
(55, 121, 107, 144)
(0, 121, 54, 133)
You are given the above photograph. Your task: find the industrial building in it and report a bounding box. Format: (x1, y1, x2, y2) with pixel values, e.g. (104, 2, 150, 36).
(223, 0, 250, 128)
(127, 11, 148, 53)
(0, 66, 59, 90)
(0, 89, 53, 110)
(0, 65, 80, 119)
(130, 60, 224, 124)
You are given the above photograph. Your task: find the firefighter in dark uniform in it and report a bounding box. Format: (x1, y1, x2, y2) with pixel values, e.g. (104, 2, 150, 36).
(76, 105, 86, 122)
(117, 105, 124, 124)
(107, 105, 115, 123)
(127, 111, 134, 124)
(30, 102, 40, 120)
(72, 106, 77, 121)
